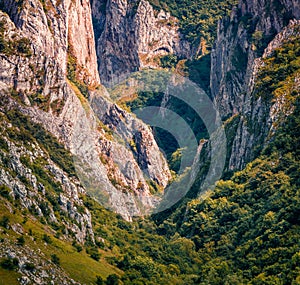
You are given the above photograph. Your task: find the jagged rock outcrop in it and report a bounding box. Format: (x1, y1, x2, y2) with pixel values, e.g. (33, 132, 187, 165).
(211, 0, 299, 118)
(91, 0, 191, 86)
(0, 115, 94, 244)
(210, 0, 300, 170)
(0, 0, 171, 220)
(0, 241, 80, 284)
(227, 19, 300, 170)
(90, 93, 170, 188)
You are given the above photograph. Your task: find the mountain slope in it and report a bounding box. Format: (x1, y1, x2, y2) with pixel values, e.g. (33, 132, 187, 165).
(211, 0, 300, 171)
(0, 0, 171, 220)
(0, 103, 202, 284)
(0, 0, 300, 284)
(154, 23, 300, 284)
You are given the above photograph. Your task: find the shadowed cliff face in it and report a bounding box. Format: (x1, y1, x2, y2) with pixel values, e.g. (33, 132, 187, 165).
(0, 0, 171, 220)
(211, 0, 300, 118)
(210, 0, 300, 171)
(91, 0, 191, 86)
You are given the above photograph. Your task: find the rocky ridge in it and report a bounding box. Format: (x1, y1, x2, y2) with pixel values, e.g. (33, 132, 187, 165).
(0, 112, 94, 243)
(2, 0, 100, 86)
(0, 0, 171, 220)
(210, 0, 300, 171)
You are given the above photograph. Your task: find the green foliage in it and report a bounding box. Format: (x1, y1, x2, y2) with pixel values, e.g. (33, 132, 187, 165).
(0, 137, 9, 152)
(15, 37, 31, 55)
(82, 193, 203, 284)
(51, 254, 60, 265)
(0, 20, 32, 57)
(50, 98, 65, 115)
(125, 90, 208, 173)
(169, 147, 184, 173)
(16, 235, 25, 246)
(146, 179, 161, 194)
(24, 262, 35, 272)
(0, 184, 11, 199)
(159, 93, 300, 284)
(222, 114, 240, 178)
(67, 53, 89, 98)
(5, 109, 77, 177)
(27, 93, 51, 112)
(125, 91, 163, 110)
(148, 0, 238, 48)
(0, 216, 9, 228)
(0, 258, 19, 270)
(256, 37, 300, 101)
(90, 250, 101, 261)
(96, 275, 104, 285)
(29, 161, 63, 195)
(154, 128, 180, 170)
(160, 54, 179, 68)
(72, 241, 83, 252)
(0, 268, 21, 285)
(186, 54, 211, 92)
(105, 274, 120, 285)
(43, 234, 52, 244)
(252, 30, 263, 44)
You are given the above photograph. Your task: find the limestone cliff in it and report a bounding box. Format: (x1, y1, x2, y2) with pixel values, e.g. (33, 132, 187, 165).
(2, 0, 100, 86)
(210, 0, 300, 171)
(0, 0, 171, 219)
(211, 0, 300, 118)
(91, 0, 191, 86)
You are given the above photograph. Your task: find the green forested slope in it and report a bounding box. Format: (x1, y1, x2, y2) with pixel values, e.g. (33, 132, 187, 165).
(1, 86, 299, 284)
(171, 99, 300, 283)
(153, 35, 300, 284)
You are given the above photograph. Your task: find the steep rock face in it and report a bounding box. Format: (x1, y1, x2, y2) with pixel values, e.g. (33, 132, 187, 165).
(2, 0, 99, 86)
(0, 0, 171, 219)
(91, 0, 191, 86)
(135, 1, 191, 66)
(67, 0, 100, 86)
(211, 0, 299, 118)
(228, 20, 300, 169)
(90, 94, 170, 188)
(210, 0, 300, 170)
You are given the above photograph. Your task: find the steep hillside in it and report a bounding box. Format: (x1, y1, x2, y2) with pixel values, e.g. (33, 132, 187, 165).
(0, 106, 203, 284)
(0, 0, 171, 220)
(154, 28, 300, 283)
(0, 105, 117, 284)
